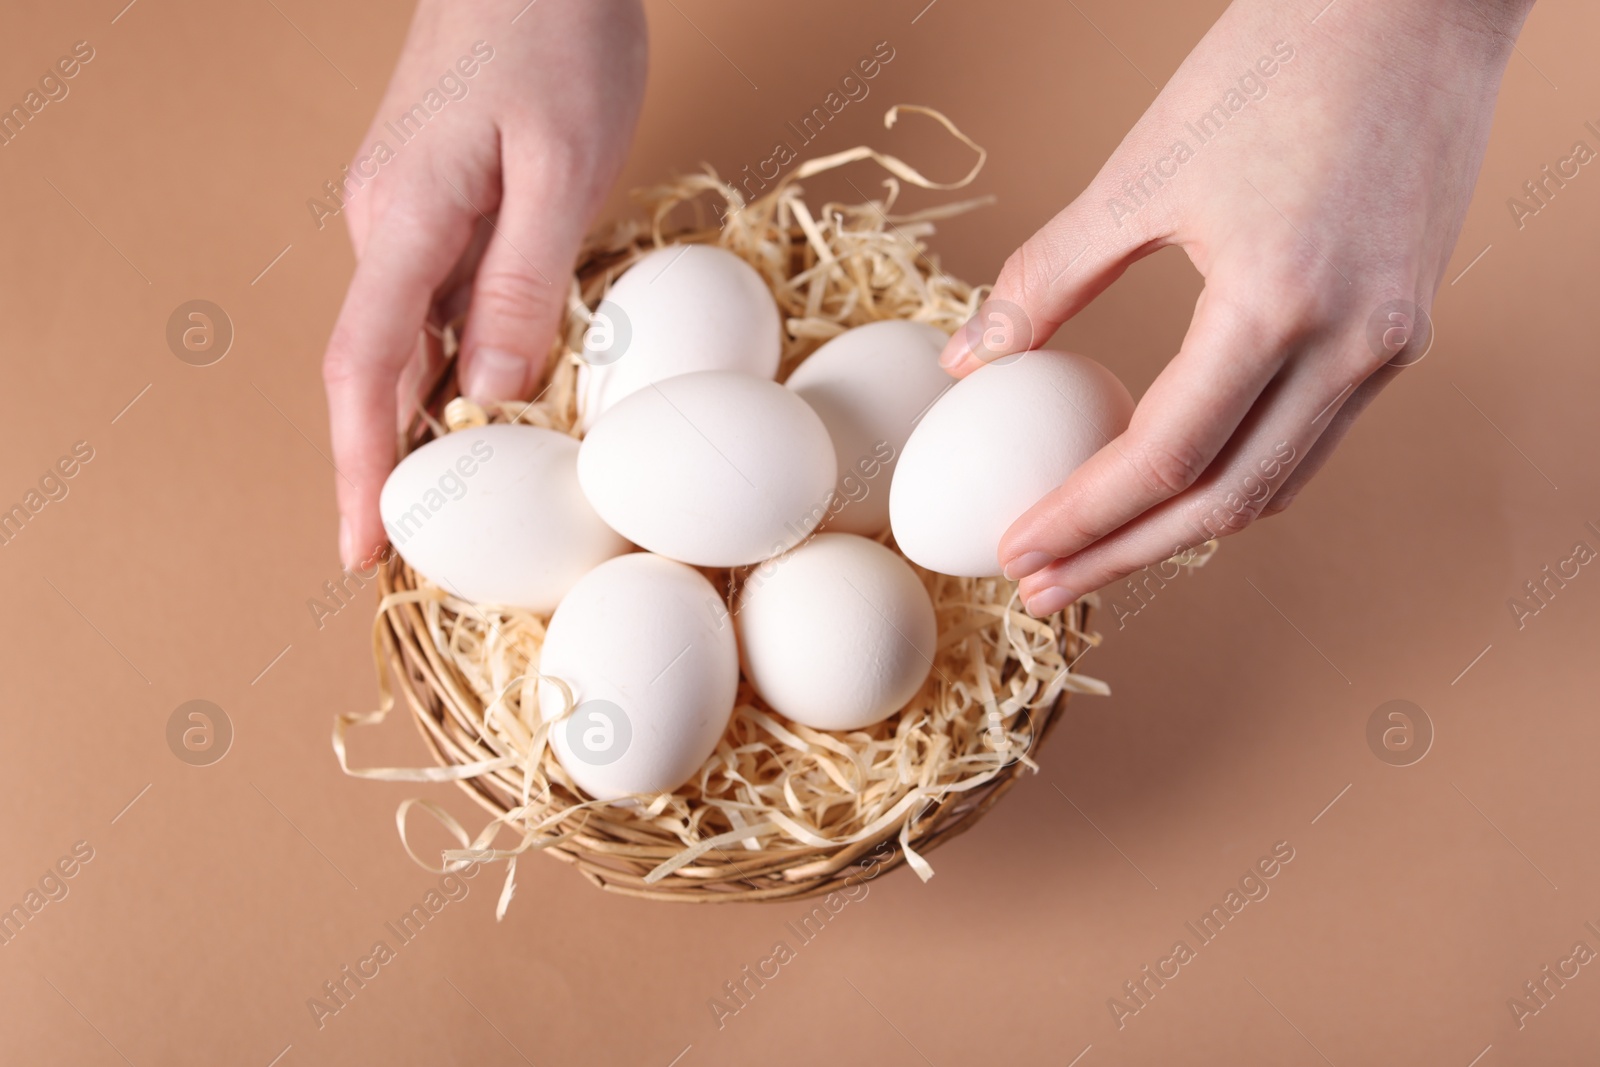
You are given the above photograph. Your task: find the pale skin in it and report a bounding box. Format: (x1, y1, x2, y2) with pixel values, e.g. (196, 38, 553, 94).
(325, 0, 1533, 619)
(323, 0, 647, 570)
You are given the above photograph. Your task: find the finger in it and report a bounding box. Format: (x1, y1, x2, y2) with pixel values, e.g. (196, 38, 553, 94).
(344, 188, 373, 260)
(997, 287, 1291, 579)
(1259, 359, 1403, 516)
(323, 191, 477, 568)
(1013, 357, 1364, 616)
(456, 152, 592, 402)
(437, 215, 497, 324)
(394, 219, 494, 433)
(938, 177, 1168, 377)
(342, 151, 386, 258)
(394, 320, 448, 434)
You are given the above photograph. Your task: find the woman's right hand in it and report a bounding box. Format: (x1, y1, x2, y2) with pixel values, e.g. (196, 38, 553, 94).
(321, 0, 647, 569)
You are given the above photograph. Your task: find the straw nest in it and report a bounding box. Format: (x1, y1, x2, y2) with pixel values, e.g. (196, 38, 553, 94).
(336, 107, 1164, 909)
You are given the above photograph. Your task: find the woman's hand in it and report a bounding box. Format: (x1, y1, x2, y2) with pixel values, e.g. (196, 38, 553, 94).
(322, 0, 647, 568)
(938, 0, 1533, 616)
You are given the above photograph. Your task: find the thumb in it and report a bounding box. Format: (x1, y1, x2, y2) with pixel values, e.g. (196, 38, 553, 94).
(939, 173, 1168, 376)
(456, 159, 590, 401)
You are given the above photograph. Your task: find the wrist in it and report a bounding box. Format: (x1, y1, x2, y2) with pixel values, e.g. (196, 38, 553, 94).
(1374, 0, 1534, 48)
(1294, 0, 1534, 78)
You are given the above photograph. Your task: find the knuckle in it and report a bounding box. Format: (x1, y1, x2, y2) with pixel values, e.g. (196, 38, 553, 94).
(1345, 340, 1392, 378)
(995, 243, 1037, 295)
(1230, 257, 1346, 349)
(536, 132, 602, 183)
(473, 266, 559, 325)
(362, 183, 413, 234)
(1191, 494, 1261, 539)
(513, 123, 615, 201)
(321, 335, 364, 389)
(1131, 437, 1209, 497)
(995, 240, 1062, 319)
(1258, 234, 1336, 291)
(1246, 290, 1324, 352)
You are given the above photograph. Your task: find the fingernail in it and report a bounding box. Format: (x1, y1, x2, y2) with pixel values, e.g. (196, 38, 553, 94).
(463, 347, 528, 401)
(1024, 585, 1074, 618)
(338, 517, 355, 569)
(1003, 551, 1053, 581)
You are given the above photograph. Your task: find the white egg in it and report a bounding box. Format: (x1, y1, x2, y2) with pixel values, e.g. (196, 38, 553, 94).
(577, 244, 782, 431)
(379, 424, 629, 611)
(737, 534, 937, 731)
(784, 320, 953, 536)
(577, 371, 838, 568)
(538, 553, 738, 801)
(889, 350, 1134, 577)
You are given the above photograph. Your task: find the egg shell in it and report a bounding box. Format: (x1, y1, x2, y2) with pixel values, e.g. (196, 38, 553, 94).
(736, 533, 937, 731)
(784, 320, 953, 536)
(889, 350, 1135, 577)
(379, 424, 629, 611)
(577, 370, 838, 568)
(539, 553, 738, 801)
(577, 244, 782, 431)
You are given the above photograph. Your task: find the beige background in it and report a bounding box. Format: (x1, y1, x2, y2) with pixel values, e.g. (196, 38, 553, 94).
(2, 0, 1598, 1063)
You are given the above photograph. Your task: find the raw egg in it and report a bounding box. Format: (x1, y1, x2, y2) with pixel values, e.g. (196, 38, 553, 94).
(577, 244, 782, 431)
(737, 533, 936, 731)
(785, 320, 952, 536)
(539, 552, 738, 801)
(379, 424, 628, 611)
(889, 350, 1134, 577)
(577, 371, 837, 568)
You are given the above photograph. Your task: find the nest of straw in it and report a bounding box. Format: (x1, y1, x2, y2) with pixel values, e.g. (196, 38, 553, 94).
(336, 107, 1131, 908)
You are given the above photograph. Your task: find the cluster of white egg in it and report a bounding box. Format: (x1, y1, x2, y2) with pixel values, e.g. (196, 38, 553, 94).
(379, 245, 1133, 802)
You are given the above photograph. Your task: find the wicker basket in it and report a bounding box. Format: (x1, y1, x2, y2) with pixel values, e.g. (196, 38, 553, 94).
(337, 109, 1112, 905)
(372, 557, 1091, 903)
